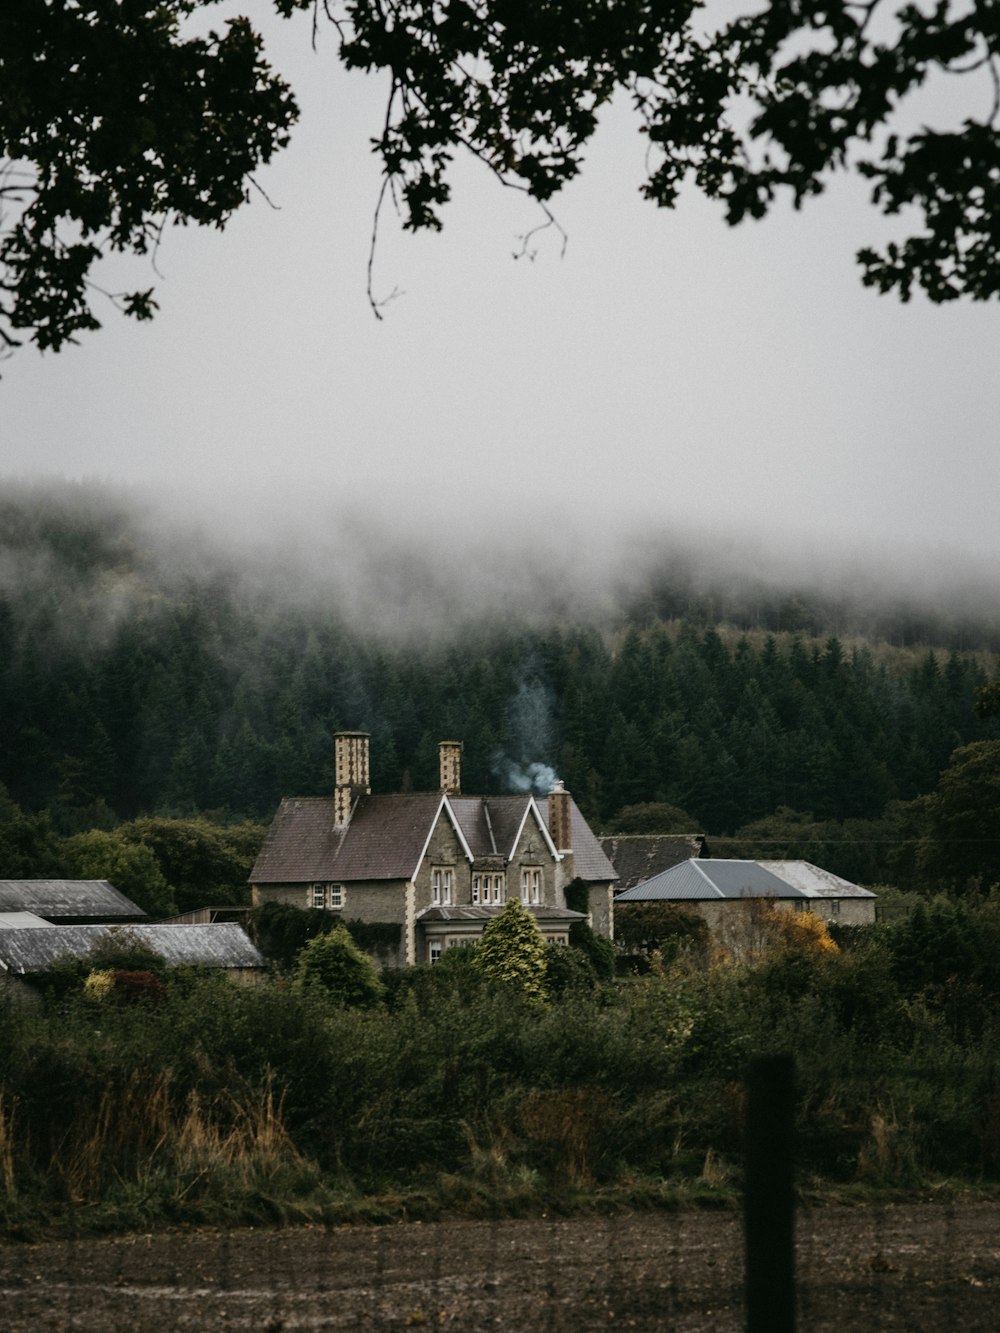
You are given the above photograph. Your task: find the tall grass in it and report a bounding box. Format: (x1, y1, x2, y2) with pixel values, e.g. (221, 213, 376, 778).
(2, 922, 1000, 1235)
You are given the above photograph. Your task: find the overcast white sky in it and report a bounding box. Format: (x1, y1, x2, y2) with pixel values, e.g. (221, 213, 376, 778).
(3, 4, 999, 602)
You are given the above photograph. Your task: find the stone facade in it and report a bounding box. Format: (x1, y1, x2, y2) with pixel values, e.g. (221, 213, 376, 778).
(250, 734, 619, 967)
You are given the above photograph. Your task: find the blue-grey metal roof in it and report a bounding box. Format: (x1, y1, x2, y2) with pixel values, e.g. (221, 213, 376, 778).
(0, 924, 266, 975)
(616, 859, 807, 902)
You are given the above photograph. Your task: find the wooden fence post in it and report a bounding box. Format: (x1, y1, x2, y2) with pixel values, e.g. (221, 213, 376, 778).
(744, 1053, 795, 1333)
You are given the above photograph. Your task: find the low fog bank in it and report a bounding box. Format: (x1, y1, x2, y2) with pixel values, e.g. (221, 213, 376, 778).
(2, 477, 999, 651)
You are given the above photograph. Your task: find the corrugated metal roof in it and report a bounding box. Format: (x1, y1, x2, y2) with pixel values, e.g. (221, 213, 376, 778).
(616, 859, 806, 902)
(0, 880, 147, 920)
(600, 835, 705, 891)
(0, 924, 266, 975)
(757, 861, 876, 899)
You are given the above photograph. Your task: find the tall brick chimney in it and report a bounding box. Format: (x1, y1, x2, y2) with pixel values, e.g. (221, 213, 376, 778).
(548, 778, 572, 852)
(334, 731, 371, 826)
(439, 740, 462, 796)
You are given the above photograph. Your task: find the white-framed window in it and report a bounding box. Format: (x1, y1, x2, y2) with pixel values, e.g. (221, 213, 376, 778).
(330, 883, 344, 910)
(432, 866, 453, 906)
(473, 872, 505, 904)
(429, 941, 443, 964)
(310, 883, 326, 909)
(521, 868, 541, 905)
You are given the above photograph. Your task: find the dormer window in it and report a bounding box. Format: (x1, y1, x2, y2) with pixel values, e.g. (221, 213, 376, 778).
(473, 872, 505, 905)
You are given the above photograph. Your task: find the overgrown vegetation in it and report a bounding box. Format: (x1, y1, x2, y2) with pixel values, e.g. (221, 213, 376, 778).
(4, 901, 1000, 1237)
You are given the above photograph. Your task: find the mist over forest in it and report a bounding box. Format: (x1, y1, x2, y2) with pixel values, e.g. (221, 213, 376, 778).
(2, 479, 999, 881)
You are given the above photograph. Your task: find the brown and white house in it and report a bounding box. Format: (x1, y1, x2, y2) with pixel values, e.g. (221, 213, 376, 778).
(249, 733, 618, 966)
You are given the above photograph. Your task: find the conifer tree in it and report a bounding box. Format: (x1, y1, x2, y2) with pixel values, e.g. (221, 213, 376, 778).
(473, 900, 548, 1003)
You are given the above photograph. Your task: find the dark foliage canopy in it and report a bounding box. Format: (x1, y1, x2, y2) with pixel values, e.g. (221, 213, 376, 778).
(3, 1, 1000, 356)
(339, 0, 1000, 303)
(0, 0, 301, 353)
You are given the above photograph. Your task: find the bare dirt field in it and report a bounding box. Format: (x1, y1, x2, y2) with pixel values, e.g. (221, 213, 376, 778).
(2, 1201, 998, 1330)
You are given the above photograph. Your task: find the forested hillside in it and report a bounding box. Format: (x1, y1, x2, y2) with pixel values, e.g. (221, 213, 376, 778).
(2, 482, 999, 889)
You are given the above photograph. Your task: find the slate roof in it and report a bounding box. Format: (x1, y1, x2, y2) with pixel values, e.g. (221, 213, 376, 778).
(335, 793, 455, 880)
(450, 797, 497, 855)
(536, 796, 618, 883)
(0, 923, 266, 975)
(248, 798, 348, 883)
(600, 835, 706, 892)
(616, 858, 876, 903)
(251, 791, 617, 885)
(0, 880, 147, 921)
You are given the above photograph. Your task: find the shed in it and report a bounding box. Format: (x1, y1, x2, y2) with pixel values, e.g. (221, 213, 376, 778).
(615, 858, 876, 926)
(0, 880, 147, 924)
(0, 923, 267, 984)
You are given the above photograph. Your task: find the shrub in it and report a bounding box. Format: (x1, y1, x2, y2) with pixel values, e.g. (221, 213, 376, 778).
(568, 920, 616, 981)
(293, 927, 385, 1008)
(544, 942, 597, 997)
(615, 902, 710, 963)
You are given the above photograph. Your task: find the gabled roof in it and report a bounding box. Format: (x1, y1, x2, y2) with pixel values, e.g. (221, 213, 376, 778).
(449, 797, 497, 855)
(0, 880, 146, 921)
(0, 924, 266, 975)
(616, 859, 805, 902)
(251, 790, 617, 885)
(600, 835, 706, 892)
(616, 858, 876, 903)
(481, 796, 533, 859)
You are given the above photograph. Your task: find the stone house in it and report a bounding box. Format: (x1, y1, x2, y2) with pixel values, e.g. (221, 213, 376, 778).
(250, 733, 618, 966)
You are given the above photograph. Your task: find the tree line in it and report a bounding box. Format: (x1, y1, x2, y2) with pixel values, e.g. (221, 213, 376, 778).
(2, 485, 1000, 898)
